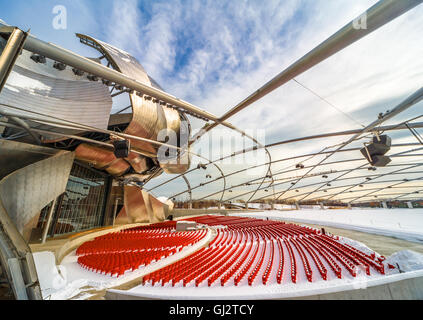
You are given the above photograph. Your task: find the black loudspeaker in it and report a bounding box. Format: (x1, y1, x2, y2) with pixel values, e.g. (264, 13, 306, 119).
(371, 155, 392, 167)
(373, 135, 391, 147)
(53, 61, 66, 71)
(30, 54, 46, 64)
(360, 135, 391, 167)
(113, 139, 130, 158)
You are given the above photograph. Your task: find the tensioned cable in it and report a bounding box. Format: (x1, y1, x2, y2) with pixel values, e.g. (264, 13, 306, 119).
(293, 78, 365, 128)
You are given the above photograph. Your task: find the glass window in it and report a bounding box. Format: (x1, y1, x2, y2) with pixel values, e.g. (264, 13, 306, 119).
(37, 162, 110, 237)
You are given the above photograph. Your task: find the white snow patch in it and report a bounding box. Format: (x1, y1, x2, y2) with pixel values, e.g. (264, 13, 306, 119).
(229, 209, 423, 243)
(32, 210, 423, 300)
(386, 250, 423, 272)
(105, 233, 423, 300)
(34, 228, 213, 300)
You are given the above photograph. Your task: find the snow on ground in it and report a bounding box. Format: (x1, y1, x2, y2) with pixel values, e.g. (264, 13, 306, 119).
(230, 208, 423, 243)
(32, 209, 423, 300)
(33, 228, 214, 300)
(108, 241, 423, 300)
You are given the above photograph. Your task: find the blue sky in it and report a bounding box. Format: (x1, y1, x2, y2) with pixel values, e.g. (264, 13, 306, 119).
(1, 0, 423, 200)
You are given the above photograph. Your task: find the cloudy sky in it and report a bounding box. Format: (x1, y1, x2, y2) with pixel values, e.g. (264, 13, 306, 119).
(1, 0, 423, 202)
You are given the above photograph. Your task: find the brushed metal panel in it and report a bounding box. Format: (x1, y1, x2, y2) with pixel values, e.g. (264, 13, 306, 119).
(0, 149, 74, 238)
(0, 140, 57, 179)
(0, 42, 113, 140)
(123, 185, 149, 223)
(120, 186, 167, 224)
(124, 152, 149, 174)
(87, 37, 152, 86)
(77, 34, 191, 173)
(160, 146, 191, 174)
(147, 192, 167, 222)
(74, 143, 130, 177)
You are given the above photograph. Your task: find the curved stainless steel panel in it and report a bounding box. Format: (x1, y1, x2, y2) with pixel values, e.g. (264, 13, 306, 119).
(124, 152, 150, 174)
(0, 38, 113, 141)
(74, 143, 130, 177)
(0, 142, 74, 240)
(118, 186, 166, 224)
(77, 34, 191, 174)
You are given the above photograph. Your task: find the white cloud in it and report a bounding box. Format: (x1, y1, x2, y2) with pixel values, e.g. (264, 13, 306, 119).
(99, 0, 423, 200)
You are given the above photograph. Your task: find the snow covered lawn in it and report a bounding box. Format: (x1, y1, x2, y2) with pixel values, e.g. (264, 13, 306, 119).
(230, 209, 423, 243)
(31, 209, 423, 300)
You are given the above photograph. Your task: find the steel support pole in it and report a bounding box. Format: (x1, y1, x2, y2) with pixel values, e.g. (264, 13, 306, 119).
(0, 28, 27, 93)
(195, 0, 423, 136)
(112, 198, 119, 226)
(181, 175, 193, 209)
(41, 199, 56, 244)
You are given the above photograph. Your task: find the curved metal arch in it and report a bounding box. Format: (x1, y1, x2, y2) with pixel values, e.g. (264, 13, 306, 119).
(300, 175, 423, 202)
(181, 174, 192, 205)
(189, 147, 422, 203)
(163, 157, 227, 206)
(153, 120, 423, 200)
(228, 161, 423, 203)
(284, 162, 423, 203)
(297, 146, 423, 202)
(167, 142, 422, 202)
(271, 88, 423, 202)
(324, 180, 423, 200)
(254, 166, 423, 202)
(334, 178, 423, 203)
(167, 154, 361, 200)
(315, 170, 423, 203)
(245, 150, 423, 204)
(75, 34, 276, 190)
(392, 188, 423, 200)
(346, 192, 423, 203)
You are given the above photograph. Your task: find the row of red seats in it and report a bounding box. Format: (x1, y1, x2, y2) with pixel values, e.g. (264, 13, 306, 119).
(207, 242, 246, 286)
(262, 240, 274, 285)
(220, 242, 253, 286)
(297, 237, 327, 280)
(276, 239, 284, 284)
(311, 236, 357, 277)
(125, 221, 177, 232)
(170, 245, 226, 286)
(77, 229, 206, 256)
(183, 245, 232, 286)
(145, 247, 208, 286)
(195, 245, 237, 286)
(301, 235, 342, 279)
(283, 238, 297, 283)
(234, 242, 260, 286)
(248, 241, 267, 285)
(291, 238, 313, 282)
(78, 248, 176, 276)
(77, 215, 389, 286)
(323, 236, 385, 275)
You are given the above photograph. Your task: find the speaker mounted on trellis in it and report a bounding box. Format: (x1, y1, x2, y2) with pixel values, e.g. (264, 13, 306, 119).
(113, 139, 131, 158)
(360, 134, 391, 167)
